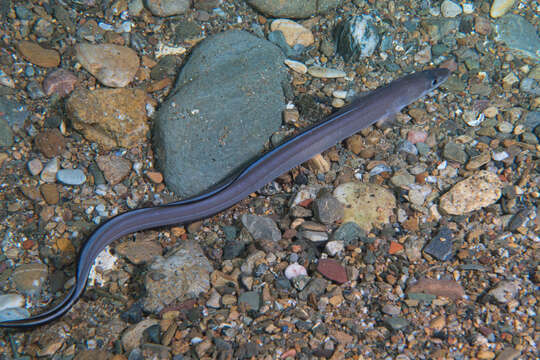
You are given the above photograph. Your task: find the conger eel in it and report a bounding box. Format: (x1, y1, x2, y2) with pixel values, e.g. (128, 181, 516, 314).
(0, 68, 450, 328)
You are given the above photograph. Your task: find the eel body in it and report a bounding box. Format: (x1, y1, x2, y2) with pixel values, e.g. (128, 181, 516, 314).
(0, 68, 449, 328)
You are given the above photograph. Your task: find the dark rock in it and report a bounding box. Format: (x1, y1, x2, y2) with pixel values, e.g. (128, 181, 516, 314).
(313, 191, 344, 225)
(246, 0, 341, 19)
(154, 30, 287, 197)
(424, 227, 453, 261)
(34, 129, 66, 157)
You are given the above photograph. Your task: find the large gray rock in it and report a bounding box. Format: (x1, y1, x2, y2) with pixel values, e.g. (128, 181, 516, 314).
(154, 30, 287, 197)
(246, 0, 341, 18)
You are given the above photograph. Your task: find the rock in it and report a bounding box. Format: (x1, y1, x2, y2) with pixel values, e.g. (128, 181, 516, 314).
(26, 81, 46, 99)
(122, 319, 160, 352)
(307, 66, 346, 78)
(11, 263, 48, 296)
(96, 155, 132, 185)
(40, 183, 59, 204)
(317, 259, 348, 284)
(490, 0, 516, 18)
(238, 291, 261, 311)
(116, 238, 163, 264)
(76, 43, 139, 87)
(439, 170, 504, 215)
(325, 240, 344, 256)
(241, 214, 281, 242)
(206, 289, 221, 308)
(0, 294, 25, 311)
(0, 307, 30, 322)
(154, 30, 286, 197)
(424, 227, 453, 261)
(66, 88, 149, 149)
(284, 263, 308, 280)
(145, 0, 190, 17)
(298, 277, 328, 301)
(26, 159, 43, 176)
(441, 0, 462, 18)
(43, 68, 78, 97)
(270, 19, 314, 47)
(335, 15, 379, 61)
(330, 222, 364, 246)
(40, 158, 59, 183)
(443, 142, 468, 164)
(246, 0, 341, 19)
(313, 191, 344, 225)
(495, 15, 540, 60)
(34, 129, 66, 158)
(143, 241, 213, 313)
(0, 96, 30, 130)
(16, 41, 60, 67)
(0, 117, 13, 147)
(333, 182, 396, 232)
(487, 280, 519, 303)
(407, 277, 465, 300)
(284, 59, 307, 74)
(56, 168, 86, 185)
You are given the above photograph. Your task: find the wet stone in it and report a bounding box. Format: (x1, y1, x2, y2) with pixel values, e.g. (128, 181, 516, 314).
(34, 129, 66, 158)
(43, 69, 78, 97)
(241, 214, 281, 242)
(11, 263, 48, 296)
(313, 191, 344, 225)
(96, 155, 132, 185)
(424, 227, 453, 261)
(330, 222, 364, 246)
(57, 168, 86, 185)
(16, 41, 60, 68)
(238, 291, 261, 311)
(317, 259, 348, 284)
(384, 316, 410, 330)
(443, 142, 468, 164)
(298, 277, 328, 301)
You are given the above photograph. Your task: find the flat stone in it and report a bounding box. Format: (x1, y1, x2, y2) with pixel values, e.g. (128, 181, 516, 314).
(490, 0, 516, 18)
(122, 319, 159, 352)
(43, 68, 78, 97)
(11, 263, 48, 296)
(40, 183, 59, 204)
(143, 241, 213, 313)
(34, 129, 66, 158)
(238, 291, 261, 311)
(246, 0, 341, 19)
(308, 66, 346, 78)
(333, 182, 396, 232)
(16, 41, 60, 67)
(270, 19, 314, 47)
(313, 191, 344, 225)
(241, 214, 281, 242)
(40, 157, 59, 183)
(440, 170, 504, 215)
(0, 117, 13, 147)
(116, 238, 163, 264)
(441, 0, 462, 18)
(0, 294, 25, 312)
(424, 227, 453, 261)
(57, 168, 86, 185)
(66, 88, 149, 149)
(317, 258, 348, 284)
(145, 0, 190, 17)
(76, 43, 140, 87)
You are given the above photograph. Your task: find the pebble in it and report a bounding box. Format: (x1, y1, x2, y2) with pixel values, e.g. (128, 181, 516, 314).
(299, 230, 328, 242)
(443, 142, 468, 164)
(76, 43, 140, 88)
(43, 68, 78, 97)
(439, 170, 504, 215)
(145, 171, 163, 184)
(317, 259, 348, 284)
(11, 263, 48, 296)
(57, 168, 86, 185)
(26, 80, 45, 99)
(27, 158, 43, 176)
(441, 0, 462, 18)
(270, 19, 314, 47)
(96, 155, 132, 185)
(238, 291, 261, 311)
(424, 227, 453, 261)
(335, 15, 379, 61)
(325, 240, 344, 256)
(490, 0, 516, 18)
(487, 280, 519, 303)
(66, 88, 149, 149)
(16, 40, 60, 67)
(308, 66, 346, 78)
(122, 319, 160, 352)
(333, 182, 396, 232)
(284, 59, 307, 74)
(284, 263, 308, 279)
(0, 307, 30, 322)
(241, 214, 281, 242)
(407, 278, 465, 300)
(313, 191, 344, 225)
(0, 294, 25, 311)
(40, 157, 59, 183)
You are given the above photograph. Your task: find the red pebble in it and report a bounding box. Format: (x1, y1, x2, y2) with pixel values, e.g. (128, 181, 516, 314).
(407, 130, 427, 144)
(317, 258, 348, 284)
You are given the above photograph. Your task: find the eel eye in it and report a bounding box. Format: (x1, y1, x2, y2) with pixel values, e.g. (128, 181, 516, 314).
(432, 78, 438, 86)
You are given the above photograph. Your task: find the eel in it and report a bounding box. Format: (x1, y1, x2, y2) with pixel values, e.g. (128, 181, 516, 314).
(0, 68, 449, 328)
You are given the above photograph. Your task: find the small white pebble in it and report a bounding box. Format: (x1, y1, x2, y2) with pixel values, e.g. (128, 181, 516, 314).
(332, 90, 347, 99)
(332, 98, 345, 108)
(284, 263, 308, 280)
(492, 151, 509, 161)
